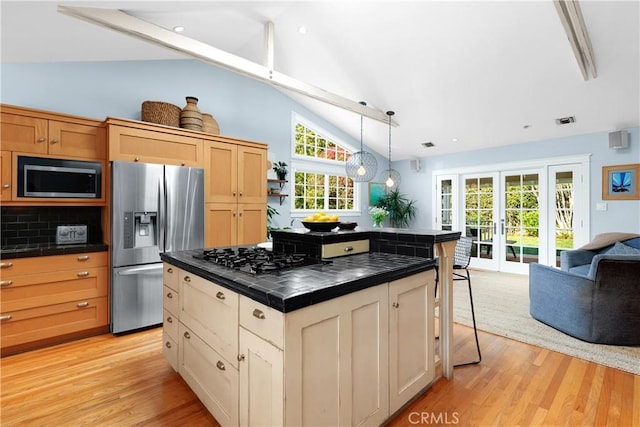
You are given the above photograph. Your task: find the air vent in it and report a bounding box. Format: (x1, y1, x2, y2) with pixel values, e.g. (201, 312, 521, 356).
(555, 116, 576, 125)
(422, 142, 435, 148)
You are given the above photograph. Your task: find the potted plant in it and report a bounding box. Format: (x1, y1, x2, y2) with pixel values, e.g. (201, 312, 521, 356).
(375, 188, 417, 228)
(273, 161, 288, 180)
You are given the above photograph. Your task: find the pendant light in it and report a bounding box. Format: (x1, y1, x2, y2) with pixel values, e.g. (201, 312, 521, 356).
(345, 101, 378, 182)
(383, 110, 401, 191)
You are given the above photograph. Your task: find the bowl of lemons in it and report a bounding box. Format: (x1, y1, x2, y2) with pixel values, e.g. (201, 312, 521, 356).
(301, 211, 340, 232)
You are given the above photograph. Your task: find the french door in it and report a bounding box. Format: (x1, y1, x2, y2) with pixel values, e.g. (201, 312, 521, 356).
(434, 158, 587, 274)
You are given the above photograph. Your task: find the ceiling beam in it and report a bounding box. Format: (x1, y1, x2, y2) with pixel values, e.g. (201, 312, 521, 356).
(554, 0, 597, 80)
(58, 5, 398, 126)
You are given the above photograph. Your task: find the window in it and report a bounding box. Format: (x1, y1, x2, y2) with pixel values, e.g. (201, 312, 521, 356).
(291, 114, 359, 214)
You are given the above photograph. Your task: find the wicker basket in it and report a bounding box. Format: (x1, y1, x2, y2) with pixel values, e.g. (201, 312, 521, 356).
(141, 101, 181, 127)
(202, 113, 220, 135)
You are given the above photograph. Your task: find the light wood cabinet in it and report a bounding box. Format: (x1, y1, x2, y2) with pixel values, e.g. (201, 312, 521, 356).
(0, 252, 109, 355)
(389, 270, 435, 414)
(1, 108, 106, 160)
(1, 150, 11, 201)
(107, 121, 203, 167)
(205, 203, 267, 248)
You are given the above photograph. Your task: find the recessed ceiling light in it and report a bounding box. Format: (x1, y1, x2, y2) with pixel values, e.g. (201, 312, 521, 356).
(297, 26, 308, 35)
(173, 26, 185, 33)
(452, 138, 458, 142)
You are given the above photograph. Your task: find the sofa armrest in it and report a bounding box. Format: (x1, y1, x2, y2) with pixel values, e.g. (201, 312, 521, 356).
(588, 254, 640, 281)
(560, 249, 596, 271)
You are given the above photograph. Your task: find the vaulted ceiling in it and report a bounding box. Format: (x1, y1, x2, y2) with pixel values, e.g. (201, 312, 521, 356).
(2, 1, 639, 160)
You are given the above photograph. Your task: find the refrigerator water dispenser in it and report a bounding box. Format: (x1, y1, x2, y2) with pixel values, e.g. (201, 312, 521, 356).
(123, 211, 157, 249)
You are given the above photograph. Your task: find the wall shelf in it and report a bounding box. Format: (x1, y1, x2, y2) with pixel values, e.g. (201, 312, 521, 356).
(267, 179, 288, 205)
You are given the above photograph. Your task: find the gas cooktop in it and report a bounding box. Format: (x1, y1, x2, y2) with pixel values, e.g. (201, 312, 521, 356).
(192, 246, 328, 275)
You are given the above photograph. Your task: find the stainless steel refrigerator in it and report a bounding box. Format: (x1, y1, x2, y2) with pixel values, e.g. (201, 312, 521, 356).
(111, 161, 204, 333)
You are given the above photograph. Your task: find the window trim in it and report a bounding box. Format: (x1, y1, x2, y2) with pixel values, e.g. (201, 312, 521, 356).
(290, 112, 361, 216)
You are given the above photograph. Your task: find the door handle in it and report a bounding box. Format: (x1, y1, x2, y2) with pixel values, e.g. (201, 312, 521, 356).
(500, 219, 505, 235)
(117, 264, 163, 276)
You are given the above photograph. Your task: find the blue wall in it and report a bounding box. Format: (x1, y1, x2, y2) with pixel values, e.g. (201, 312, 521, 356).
(2, 59, 639, 237)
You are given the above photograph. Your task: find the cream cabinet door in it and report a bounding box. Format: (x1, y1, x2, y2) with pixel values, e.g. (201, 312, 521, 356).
(285, 284, 389, 426)
(179, 323, 239, 427)
(179, 271, 239, 369)
(388, 270, 435, 414)
(239, 327, 284, 427)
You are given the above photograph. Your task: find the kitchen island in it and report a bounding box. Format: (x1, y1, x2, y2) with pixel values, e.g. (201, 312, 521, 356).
(160, 228, 459, 426)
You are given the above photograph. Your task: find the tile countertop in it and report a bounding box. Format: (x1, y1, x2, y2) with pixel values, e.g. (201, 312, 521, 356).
(0, 243, 109, 259)
(160, 249, 437, 313)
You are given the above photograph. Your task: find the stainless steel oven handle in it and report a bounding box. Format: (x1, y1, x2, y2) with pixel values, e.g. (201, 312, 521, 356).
(117, 264, 164, 276)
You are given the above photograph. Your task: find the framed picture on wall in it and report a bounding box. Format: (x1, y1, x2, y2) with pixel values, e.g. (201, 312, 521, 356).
(602, 164, 640, 200)
(369, 182, 385, 206)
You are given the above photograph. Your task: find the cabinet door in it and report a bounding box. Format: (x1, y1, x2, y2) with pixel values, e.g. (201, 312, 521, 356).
(388, 271, 435, 414)
(0, 150, 12, 201)
(205, 203, 238, 248)
(237, 204, 267, 246)
(179, 323, 239, 427)
(237, 146, 267, 204)
(204, 141, 238, 203)
(239, 327, 284, 427)
(0, 113, 48, 153)
(48, 120, 106, 160)
(179, 272, 239, 369)
(285, 284, 389, 426)
(108, 125, 203, 166)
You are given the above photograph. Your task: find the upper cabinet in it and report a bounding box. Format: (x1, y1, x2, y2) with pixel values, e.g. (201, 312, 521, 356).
(1, 106, 106, 161)
(106, 118, 203, 167)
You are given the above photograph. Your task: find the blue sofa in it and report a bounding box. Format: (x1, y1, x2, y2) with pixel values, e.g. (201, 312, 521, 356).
(529, 237, 640, 345)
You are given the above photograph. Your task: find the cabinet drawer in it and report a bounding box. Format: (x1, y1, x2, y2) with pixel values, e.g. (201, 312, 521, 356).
(180, 272, 239, 369)
(179, 323, 239, 427)
(321, 239, 370, 259)
(0, 252, 107, 277)
(163, 309, 179, 342)
(163, 285, 179, 315)
(239, 296, 284, 350)
(163, 332, 178, 372)
(163, 263, 180, 292)
(1, 267, 108, 312)
(0, 296, 108, 348)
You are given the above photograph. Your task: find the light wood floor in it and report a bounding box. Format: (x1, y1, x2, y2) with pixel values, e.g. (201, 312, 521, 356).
(1, 325, 638, 426)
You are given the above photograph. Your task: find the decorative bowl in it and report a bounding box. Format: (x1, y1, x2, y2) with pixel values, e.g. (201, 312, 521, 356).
(301, 221, 340, 232)
(338, 222, 358, 230)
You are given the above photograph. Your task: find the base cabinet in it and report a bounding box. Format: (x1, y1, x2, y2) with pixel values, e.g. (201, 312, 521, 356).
(164, 264, 435, 426)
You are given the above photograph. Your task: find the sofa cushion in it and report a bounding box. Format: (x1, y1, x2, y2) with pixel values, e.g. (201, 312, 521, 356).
(605, 241, 640, 256)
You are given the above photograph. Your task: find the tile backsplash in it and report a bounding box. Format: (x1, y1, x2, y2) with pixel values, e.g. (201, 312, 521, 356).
(1, 206, 103, 248)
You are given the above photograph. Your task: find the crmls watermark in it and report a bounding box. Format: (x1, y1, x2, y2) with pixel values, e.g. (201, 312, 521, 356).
(408, 411, 460, 424)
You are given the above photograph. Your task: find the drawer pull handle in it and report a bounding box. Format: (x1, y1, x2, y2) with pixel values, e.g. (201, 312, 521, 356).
(2, 184, 9, 189)
(238, 354, 245, 362)
(167, 267, 173, 273)
(77, 271, 89, 277)
(344, 246, 354, 252)
(392, 302, 399, 308)
(0, 280, 13, 287)
(77, 255, 90, 261)
(77, 301, 89, 308)
(135, 157, 140, 162)
(166, 316, 173, 323)
(184, 276, 191, 282)
(253, 309, 266, 319)
(50, 139, 59, 144)
(0, 314, 12, 321)
(216, 291, 226, 300)
(0, 262, 13, 269)
(166, 292, 173, 299)
(184, 331, 190, 339)
(216, 360, 226, 371)
(165, 341, 172, 349)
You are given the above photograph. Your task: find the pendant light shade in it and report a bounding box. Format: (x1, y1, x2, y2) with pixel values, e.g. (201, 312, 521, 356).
(383, 110, 401, 191)
(345, 102, 378, 182)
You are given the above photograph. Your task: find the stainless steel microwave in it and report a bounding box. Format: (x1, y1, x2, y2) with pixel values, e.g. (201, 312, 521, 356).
(17, 156, 102, 198)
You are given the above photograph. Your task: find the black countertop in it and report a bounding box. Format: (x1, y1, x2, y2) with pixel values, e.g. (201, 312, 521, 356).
(0, 243, 109, 259)
(161, 248, 437, 313)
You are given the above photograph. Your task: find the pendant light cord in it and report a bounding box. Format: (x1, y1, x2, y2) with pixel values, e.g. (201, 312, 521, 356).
(387, 111, 395, 172)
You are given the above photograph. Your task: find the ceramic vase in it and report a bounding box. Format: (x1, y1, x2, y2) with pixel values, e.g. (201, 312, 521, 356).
(180, 96, 203, 131)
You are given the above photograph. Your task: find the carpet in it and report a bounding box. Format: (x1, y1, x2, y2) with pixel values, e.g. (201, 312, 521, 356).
(452, 269, 640, 376)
